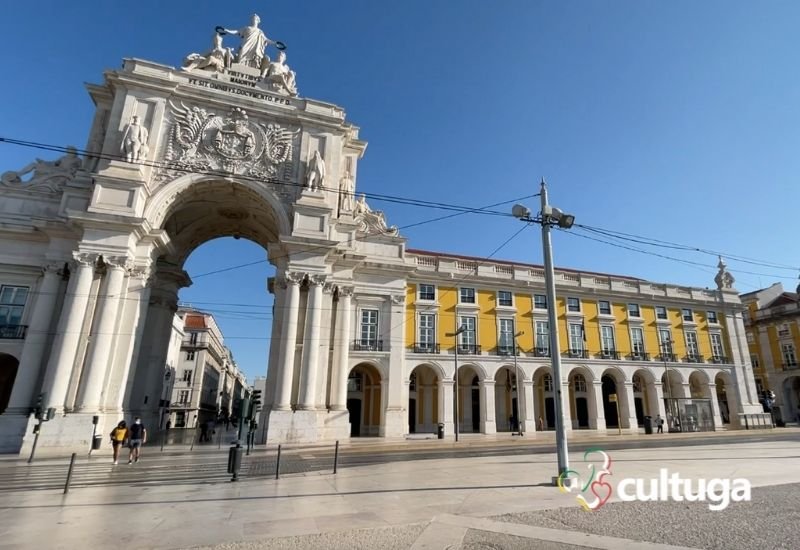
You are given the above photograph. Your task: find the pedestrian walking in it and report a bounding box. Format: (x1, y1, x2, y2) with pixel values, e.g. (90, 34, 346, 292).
(655, 414, 664, 434)
(200, 421, 209, 443)
(537, 416, 544, 431)
(127, 417, 147, 464)
(109, 421, 127, 465)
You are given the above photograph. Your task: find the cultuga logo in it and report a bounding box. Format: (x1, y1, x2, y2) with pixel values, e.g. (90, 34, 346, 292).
(557, 448, 751, 511)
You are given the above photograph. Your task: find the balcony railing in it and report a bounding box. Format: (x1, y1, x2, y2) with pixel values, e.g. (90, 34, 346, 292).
(684, 355, 705, 363)
(627, 352, 650, 361)
(710, 355, 731, 364)
(563, 349, 589, 359)
(496, 345, 518, 356)
(352, 339, 385, 352)
(598, 350, 620, 360)
(533, 347, 550, 358)
(0, 325, 27, 339)
(658, 353, 677, 362)
(412, 342, 440, 354)
(456, 344, 481, 355)
(783, 362, 799, 370)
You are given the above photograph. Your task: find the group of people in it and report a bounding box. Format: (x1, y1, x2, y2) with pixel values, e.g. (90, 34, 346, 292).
(109, 417, 147, 465)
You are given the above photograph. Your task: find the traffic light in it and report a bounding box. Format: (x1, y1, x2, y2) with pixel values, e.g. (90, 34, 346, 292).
(33, 392, 47, 420)
(250, 390, 262, 419)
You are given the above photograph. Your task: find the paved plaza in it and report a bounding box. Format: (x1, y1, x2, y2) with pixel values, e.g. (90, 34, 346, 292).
(0, 432, 798, 549)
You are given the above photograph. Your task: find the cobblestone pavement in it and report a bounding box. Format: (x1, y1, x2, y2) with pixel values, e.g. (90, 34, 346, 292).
(494, 482, 800, 550)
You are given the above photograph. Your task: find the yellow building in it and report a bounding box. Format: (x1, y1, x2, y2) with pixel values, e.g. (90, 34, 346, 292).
(393, 249, 765, 436)
(741, 282, 800, 424)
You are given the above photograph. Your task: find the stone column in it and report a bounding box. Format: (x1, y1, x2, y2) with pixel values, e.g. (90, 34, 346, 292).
(652, 382, 668, 419)
(622, 382, 639, 431)
(330, 287, 353, 411)
(273, 272, 303, 410)
(116, 268, 153, 409)
(707, 383, 723, 430)
(479, 380, 496, 434)
(41, 252, 97, 411)
(439, 379, 454, 437)
(75, 256, 130, 411)
(384, 293, 408, 437)
(522, 379, 536, 433)
(592, 381, 607, 432)
(6, 264, 63, 413)
(298, 274, 325, 410)
(558, 379, 573, 432)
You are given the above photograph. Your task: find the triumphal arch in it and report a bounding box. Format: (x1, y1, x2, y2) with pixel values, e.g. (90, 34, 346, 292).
(0, 15, 408, 452)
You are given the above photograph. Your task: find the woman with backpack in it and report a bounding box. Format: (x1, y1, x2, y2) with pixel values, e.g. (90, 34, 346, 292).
(110, 421, 128, 465)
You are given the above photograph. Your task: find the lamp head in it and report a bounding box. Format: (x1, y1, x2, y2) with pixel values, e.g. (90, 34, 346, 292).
(512, 204, 531, 220)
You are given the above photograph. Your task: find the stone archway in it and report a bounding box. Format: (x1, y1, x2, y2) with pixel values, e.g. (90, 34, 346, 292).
(0, 354, 20, 414)
(408, 364, 441, 434)
(533, 366, 554, 430)
(567, 367, 594, 429)
(456, 365, 483, 434)
(347, 363, 383, 437)
(494, 365, 522, 433)
(715, 371, 740, 427)
(782, 376, 800, 425)
(632, 369, 661, 424)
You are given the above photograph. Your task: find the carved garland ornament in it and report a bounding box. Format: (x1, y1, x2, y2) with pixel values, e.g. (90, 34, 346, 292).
(156, 101, 297, 183)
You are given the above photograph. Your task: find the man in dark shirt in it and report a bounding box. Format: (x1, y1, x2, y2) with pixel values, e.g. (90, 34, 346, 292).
(127, 417, 147, 464)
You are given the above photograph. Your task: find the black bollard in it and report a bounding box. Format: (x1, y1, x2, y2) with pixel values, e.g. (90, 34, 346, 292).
(275, 444, 281, 480)
(333, 440, 339, 474)
(63, 453, 77, 494)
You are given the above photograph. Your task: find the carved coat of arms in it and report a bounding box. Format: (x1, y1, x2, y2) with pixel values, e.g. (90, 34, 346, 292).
(159, 102, 297, 182)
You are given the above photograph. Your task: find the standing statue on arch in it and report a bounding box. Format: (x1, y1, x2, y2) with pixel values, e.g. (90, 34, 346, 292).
(305, 150, 326, 192)
(218, 14, 274, 73)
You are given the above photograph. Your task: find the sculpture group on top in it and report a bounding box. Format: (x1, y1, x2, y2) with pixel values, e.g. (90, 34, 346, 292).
(182, 14, 299, 97)
(1, 147, 82, 193)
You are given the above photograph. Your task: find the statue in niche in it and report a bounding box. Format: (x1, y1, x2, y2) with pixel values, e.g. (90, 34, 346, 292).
(354, 194, 398, 235)
(121, 115, 149, 163)
(218, 14, 272, 71)
(264, 51, 298, 96)
(305, 150, 326, 191)
(339, 171, 355, 212)
(182, 33, 233, 73)
(1, 146, 81, 192)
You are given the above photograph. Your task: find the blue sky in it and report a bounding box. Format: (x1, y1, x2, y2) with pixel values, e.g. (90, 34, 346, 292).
(3, 1, 799, 381)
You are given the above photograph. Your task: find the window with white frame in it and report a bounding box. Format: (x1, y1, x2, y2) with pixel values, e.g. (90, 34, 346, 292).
(782, 343, 797, 367)
(498, 318, 515, 352)
(177, 390, 190, 404)
(186, 351, 195, 361)
(600, 325, 616, 353)
(567, 297, 581, 312)
(535, 321, 549, 353)
(598, 300, 611, 315)
(0, 285, 29, 326)
(659, 328, 673, 356)
(569, 323, 584, 352)
(189, 332, 198, 345)
(182, 370, 192, 383)
(710, 333, 724, 359)
(534, 294, 547, 310)
(685, 331, 699, 358)
(573, 373, 587, 392)
(459, 287, 475, 304)
(628, 303, 641, 318)
(459, 316, 476, 351)
(347, 370, 362, 392)
(418, 314, 436, 350)
(630, 327, 645, 357)
(750, 354, 760, 369)
(418, 284, 435, 301)
(707, 311, 719, 324)
(497, 290, 513, 307)
(746, 332, 755, 344)
(682, 308, 693, 322)
(655, 306, 668, 320)
(543, 373, 553, 392)
(360, 309, 379, 345)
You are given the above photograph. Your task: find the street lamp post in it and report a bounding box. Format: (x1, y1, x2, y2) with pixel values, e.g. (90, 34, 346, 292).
(513, 179, 575, 486)
(513, 330, 525, 436)
(662, 338, 673, 431)
(447, 325, 467, 442)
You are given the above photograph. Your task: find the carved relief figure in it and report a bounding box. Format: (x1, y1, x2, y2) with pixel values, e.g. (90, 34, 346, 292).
(1, 146, 81, 192)
(354, 194, 398, 235)
(305, 150, 326, 191)
(121, 115, 149, 163)
(219, 14, 272, 71)
(339, 171, 355, 212)
(183, 33, 233, 73)
(264, 51, 298, 96)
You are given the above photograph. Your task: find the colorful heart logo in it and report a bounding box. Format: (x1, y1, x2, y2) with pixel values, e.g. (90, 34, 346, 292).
(590, 479, 613, 509)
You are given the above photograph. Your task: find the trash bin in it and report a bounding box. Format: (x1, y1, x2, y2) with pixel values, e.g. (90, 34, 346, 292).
(643, 416, 653, 435)
(227, 443, 243, 474)
(437, 423, 445, 439)
(92, 435, 103, 450)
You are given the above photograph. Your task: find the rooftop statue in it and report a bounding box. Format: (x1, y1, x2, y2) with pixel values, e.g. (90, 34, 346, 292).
(354, 194, 398, 235)
(183, 33, 233, 73)
(1, 146, 82, 193)
(714, 256, 735, 290)
(264, 51, 298, 96)
(217, 14, 274, 73)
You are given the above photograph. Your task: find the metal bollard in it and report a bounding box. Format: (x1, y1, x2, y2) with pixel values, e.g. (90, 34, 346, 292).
(275, 444, 281, 480)
(333, 440, 339, 474)
(63, 453, 77, 494)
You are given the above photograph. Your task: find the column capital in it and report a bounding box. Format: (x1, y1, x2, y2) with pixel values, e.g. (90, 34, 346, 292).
(72, 251, 99, 267)
(103, 255, 133, 271)
(284, 271, 305, 286)
(308, 273, 327, 287)
(338, 285, 354, 298)
(41, 262, 63, 276)
(323, 282, 336, 294)
(391, 294, 406, 306)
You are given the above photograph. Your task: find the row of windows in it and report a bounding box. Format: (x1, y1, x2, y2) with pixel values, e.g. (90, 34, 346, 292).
(416, 284, 718, 324)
